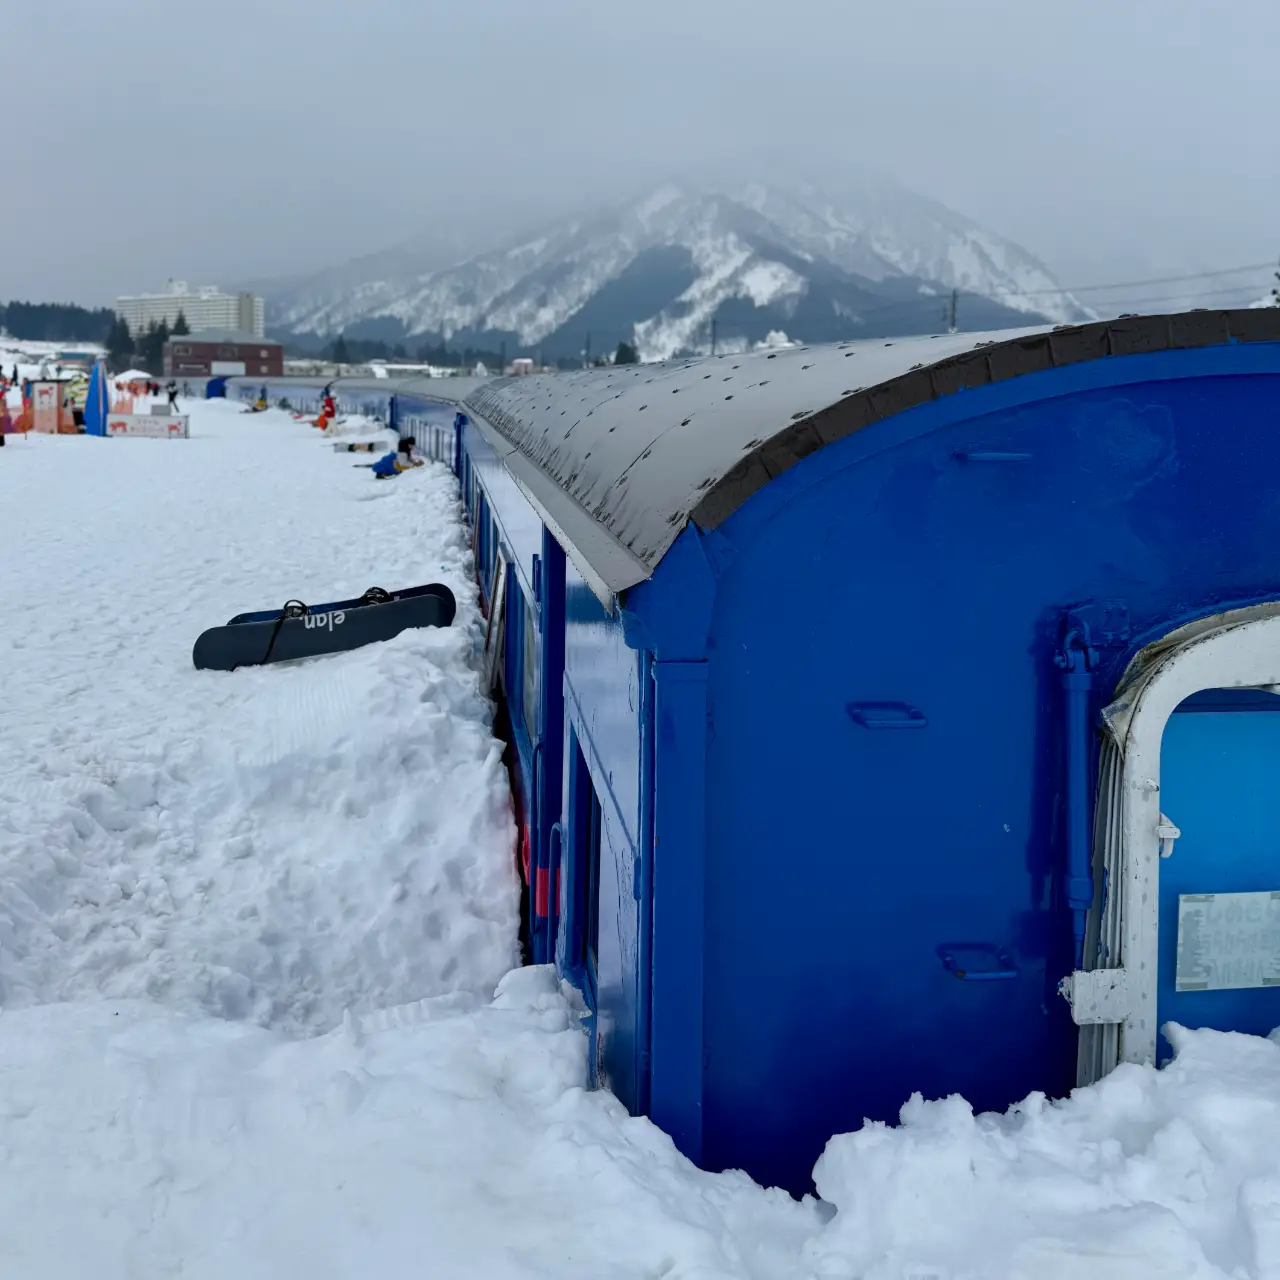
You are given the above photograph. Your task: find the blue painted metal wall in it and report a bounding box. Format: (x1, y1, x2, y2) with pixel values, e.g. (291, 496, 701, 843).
(460, 420, 543, 607)
(660, 348, 1280, 1192)
(1159, 699, 1280, 1057)
(557, 558, 648, 1109)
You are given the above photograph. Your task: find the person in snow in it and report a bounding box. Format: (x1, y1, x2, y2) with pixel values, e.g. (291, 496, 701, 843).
(315, 389, 338, 431)
(166, 381, 179, 412)
(371, 437, 424, 479)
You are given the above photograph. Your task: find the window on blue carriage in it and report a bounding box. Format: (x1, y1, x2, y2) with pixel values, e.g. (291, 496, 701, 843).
(571, 743, 602, 984)
(584, 786, 601, 982)
(521, 595, 540, 742)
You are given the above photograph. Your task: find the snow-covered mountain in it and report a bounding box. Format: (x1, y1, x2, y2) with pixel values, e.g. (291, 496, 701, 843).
(270, 179, 1090, 361)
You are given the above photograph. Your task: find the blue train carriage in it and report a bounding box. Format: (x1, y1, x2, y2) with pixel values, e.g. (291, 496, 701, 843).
(225, 375, 396, 421)
(458, 307, 1280, 1195)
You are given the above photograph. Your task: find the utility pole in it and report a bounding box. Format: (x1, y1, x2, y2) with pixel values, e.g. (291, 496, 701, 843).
(710, 317, 718, 357)
(584, 332, 592, 369)
(947, 289, 959, 333)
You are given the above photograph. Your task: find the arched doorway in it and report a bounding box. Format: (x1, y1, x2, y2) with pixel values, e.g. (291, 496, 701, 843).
(1064, 604, 1280, 1082)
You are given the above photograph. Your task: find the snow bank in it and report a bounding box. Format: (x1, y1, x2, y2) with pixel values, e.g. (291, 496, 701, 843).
(6, 966, 1280, 1278)
(806, 1025, 1280, 1279)
(322, 411, 392, 441)
(0, 400, 519, 1033)
(0, 968, 820, 1279)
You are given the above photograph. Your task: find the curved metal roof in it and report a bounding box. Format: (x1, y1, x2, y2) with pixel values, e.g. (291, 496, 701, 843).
(223, 374, 487, 399)
(396, 376, 491, 403)
(464, 309, 1280, 606)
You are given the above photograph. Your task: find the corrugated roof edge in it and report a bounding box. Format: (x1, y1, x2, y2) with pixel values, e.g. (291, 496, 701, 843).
(691, 308, 1280, 529)
(464, 409, 650, 610)
(462, 309, 1280, 608)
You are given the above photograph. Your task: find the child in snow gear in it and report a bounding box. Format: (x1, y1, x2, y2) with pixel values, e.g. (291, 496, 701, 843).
(371, 437, 425, 479)
(315, 390, 338, 431)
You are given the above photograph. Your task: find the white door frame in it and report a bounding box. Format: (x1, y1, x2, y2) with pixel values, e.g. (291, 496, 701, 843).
(1063, 610, 1280, 1069)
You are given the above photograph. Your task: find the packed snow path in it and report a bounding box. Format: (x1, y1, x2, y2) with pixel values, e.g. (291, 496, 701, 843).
(0, 401, 519, 1031)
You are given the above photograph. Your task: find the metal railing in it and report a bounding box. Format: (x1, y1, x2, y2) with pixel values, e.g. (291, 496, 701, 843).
(402, 415, 456, 469)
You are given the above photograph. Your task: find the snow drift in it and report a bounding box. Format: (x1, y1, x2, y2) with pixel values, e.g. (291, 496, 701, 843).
(0, 400, 519, 1033)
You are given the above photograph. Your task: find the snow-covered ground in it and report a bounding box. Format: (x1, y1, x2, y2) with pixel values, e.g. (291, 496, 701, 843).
(0, 400, 517, 1029)
(5, 396, 1280, 1277)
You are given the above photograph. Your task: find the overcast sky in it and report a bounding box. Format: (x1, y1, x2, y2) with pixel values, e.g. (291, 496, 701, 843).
(8, 0, 1279, 309)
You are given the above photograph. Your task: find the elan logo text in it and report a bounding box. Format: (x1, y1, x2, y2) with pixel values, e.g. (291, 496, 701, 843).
(303, 611, 346, 631)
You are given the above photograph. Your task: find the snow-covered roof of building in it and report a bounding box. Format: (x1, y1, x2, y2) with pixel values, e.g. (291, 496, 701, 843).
(177, 330, 278, 346)
(463, 309, 1280, 605)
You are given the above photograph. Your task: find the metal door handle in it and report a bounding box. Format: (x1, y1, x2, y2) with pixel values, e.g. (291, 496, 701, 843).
(846, 702, 928, 729)
(1157, 813, 1181, 858)
(936, 942, 1019, 981)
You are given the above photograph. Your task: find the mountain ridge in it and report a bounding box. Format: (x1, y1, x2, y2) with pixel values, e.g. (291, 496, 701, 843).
(266, 179, 1090, 360)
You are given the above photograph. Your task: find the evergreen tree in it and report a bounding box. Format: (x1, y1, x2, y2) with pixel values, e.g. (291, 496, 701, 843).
(0, 300, 115, 342)
(332, 334, 351, 364)
(105, 315, 134, 368)
(154, 319, 171, 371)
(172, 309, 190, 336)
(614, 341, 639, 365)
(138, 321, 159, 371)
(134, 319, 170, 373)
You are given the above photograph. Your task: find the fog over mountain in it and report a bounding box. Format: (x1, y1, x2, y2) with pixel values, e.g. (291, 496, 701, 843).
(266, 176, 1092, 359)
(8, 1, 1278, 312)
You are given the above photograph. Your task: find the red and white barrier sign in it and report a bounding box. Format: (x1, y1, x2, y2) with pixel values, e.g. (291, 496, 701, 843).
(106, 415, 190, 439)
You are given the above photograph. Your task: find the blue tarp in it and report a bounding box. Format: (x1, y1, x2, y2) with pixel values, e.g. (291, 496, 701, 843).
(84, 362, 110, 436)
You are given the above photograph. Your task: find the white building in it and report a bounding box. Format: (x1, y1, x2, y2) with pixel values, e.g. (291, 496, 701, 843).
(115, 281, 266, 339)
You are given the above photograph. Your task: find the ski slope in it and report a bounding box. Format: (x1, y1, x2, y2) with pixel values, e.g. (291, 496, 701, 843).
(3, 399, 1280, 1277)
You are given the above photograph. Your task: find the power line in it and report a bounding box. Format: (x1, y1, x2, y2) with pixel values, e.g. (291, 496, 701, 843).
(1083, 281, 1272, 311)
(1001, 261, 1275, 301)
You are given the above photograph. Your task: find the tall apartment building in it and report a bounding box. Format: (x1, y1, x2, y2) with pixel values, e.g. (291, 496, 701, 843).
(115, 281, 266, 339)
